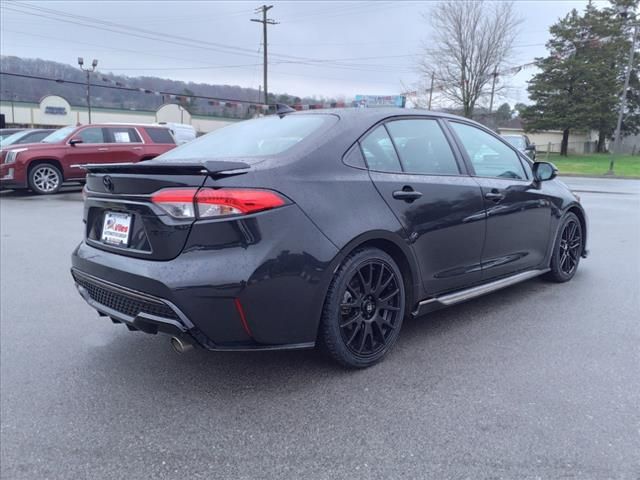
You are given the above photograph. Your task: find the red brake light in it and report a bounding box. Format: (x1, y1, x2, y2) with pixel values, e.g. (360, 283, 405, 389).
(195, 188, 285, 217)
(151, 187, 285, 219)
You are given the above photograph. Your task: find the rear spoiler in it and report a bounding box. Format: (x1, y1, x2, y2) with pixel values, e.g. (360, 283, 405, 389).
(73, 160, 250, 177)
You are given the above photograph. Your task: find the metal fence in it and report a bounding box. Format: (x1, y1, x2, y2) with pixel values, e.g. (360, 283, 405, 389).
(537, 139, 640, 156)
(535, 141, 598, 156)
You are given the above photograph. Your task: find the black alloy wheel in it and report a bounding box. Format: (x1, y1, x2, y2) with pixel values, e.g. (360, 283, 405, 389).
(319, 248, 405, 368)
(546, 212, 583, 282)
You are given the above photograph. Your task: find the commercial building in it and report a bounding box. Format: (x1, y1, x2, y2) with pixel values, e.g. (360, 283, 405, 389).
(0, 95, 235, 133)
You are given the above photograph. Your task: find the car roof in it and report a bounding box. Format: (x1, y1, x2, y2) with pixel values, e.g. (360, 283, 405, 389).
(289, 107, 487, 129)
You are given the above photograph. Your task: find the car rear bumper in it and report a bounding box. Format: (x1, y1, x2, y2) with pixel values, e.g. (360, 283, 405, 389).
(71, 205, 339, 350)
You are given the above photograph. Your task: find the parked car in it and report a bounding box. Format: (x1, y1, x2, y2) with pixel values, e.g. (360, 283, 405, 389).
(0, 128, 55, 148)
(0, 128, 25, 141)
(157, 122, 197, 144)
(71, 109, 588, 368)
(502, 134, 536, 160)
(0, 123, 176, 194)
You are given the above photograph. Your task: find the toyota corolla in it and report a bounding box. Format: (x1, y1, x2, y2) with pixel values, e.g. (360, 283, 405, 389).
(71, 108, 588, 368)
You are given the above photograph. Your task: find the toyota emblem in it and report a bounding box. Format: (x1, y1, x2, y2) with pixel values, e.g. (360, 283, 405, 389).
(103, 175, 114, 192)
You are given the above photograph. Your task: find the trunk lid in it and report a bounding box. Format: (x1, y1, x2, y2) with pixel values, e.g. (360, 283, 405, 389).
(82, 161, 249, 261)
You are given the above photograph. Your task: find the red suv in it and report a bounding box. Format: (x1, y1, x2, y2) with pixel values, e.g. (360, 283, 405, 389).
(0, 123, 177, 194)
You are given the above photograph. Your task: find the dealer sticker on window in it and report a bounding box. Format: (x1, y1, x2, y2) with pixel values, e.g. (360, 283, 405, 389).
(101, 211, 132, 246)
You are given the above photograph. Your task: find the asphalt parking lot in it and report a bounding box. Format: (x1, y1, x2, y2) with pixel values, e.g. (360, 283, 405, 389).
(1, 178, 639, 480)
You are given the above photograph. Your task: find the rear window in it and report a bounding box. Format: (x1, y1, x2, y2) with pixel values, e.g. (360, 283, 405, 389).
(144, 127, 175, 144)
(156, 114, 335, 162)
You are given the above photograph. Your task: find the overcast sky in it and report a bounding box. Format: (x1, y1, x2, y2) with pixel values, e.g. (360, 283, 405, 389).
(1, 0, 602, 106)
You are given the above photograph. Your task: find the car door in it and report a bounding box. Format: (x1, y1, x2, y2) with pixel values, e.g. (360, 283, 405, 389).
(447, 121, 552, 280)
(103, 127, 145, 163)
(362, 118, 486, 296)
(63, 127, 110, 178)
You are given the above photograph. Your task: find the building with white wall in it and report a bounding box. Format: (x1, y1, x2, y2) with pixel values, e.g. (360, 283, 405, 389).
(0, 95, 236, 133)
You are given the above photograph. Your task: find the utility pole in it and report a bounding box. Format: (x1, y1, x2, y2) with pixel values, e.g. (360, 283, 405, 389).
(428, 72, 435, 110)
(78, 57, 98, 124)
(251, 5, 278, 106)
(488, 66, 498, 114)
(609, 23, 638, 174)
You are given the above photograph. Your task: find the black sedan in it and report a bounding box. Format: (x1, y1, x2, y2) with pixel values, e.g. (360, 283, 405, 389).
(71, 109, 588, 368)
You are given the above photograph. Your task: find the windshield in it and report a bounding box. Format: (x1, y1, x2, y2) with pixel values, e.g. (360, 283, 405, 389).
(0, 131, 29, 148)
(41, 126, 76, 143)
(503, 136, 525, 149)
(157, 114, 336, 162)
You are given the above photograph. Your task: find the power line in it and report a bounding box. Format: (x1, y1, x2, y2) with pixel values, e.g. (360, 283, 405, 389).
(2, 2, 418, 69)
(0, 71, 269, 106)
(2, 3, 270, 61)
(1, 28, 227, 68)
(2, 29, 416, 73)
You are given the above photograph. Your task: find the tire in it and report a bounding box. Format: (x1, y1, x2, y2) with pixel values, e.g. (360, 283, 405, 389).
(28, 163, 62, 195)
(544, 212, 583, 283)
(319, 247, 406, 368)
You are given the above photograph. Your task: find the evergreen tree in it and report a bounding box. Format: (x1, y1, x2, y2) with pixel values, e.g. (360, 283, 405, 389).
(495, 103, 513, 124)
(523, 1, 638, 155)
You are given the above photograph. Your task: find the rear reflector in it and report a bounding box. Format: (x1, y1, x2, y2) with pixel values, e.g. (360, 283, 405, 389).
(151, 187, 286, 219)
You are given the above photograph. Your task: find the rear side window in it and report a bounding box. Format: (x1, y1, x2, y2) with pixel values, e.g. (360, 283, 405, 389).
(157, 114, 335, 162)
(77, 127, 105, 144)
(450, 122, 527, 180)
(106, 127, 142, 143)
(359, 125, 402, 173)
(144, 127, 175, 144)
(385, 119, 459, 175)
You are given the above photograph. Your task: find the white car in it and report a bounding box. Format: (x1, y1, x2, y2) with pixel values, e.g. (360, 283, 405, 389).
(157, 122, 196, 145)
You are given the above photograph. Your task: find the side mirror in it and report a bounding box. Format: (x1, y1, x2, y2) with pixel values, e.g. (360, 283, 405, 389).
(526, 144, 536, 151)
(533, 161, 558, 182)
(69, 138, 83, 146)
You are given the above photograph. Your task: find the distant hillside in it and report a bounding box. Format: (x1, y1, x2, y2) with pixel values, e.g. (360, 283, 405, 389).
(0, 56, 324, 118)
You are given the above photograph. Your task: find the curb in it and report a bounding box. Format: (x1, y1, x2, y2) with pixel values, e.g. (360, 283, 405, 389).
(559, 173, 640, 180)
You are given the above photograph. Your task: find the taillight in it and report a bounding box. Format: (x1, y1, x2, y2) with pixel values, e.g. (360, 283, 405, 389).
(150, 189, 197, 219)
(151, 188, 286, 219)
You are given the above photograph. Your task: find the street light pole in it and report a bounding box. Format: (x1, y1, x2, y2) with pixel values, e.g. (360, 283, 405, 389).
(78, 57, 98, 124)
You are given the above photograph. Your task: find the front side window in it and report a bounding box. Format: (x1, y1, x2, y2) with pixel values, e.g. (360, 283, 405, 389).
(77, 127, 105, 144)
(107, 127, 141, 144)
(158, 114, 335, 162)
(359, 125, 402, 173)
(385, 119, 459, 175)
(451, 122, 526, 180)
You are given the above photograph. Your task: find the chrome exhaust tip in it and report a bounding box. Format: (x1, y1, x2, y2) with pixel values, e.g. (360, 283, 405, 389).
(170, 336, 193, 354)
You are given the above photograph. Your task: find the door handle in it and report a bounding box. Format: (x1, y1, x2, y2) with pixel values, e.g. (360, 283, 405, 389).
(392, 187, 422, 202)
(132, 147, 142, 150)
(484, 190, 505, 202)
(98, 147, 109, 151)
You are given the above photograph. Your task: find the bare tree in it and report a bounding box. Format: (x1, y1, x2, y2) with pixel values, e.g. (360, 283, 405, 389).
(420, 1, 521, 117)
